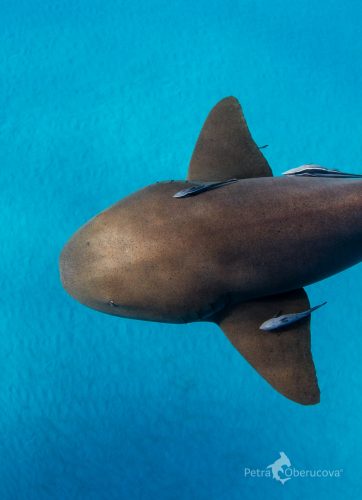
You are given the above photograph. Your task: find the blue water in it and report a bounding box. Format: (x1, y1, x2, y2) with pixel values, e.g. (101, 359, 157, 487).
(1, 0, 362, 498)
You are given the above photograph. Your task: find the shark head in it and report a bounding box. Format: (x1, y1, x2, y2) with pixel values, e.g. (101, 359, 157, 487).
(59, 185, 206, 324)
(59, 203, 143, 320)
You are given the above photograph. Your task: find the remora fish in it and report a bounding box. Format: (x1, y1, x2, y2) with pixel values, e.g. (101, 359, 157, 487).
(283, 164, 362, 178)
(173, 178, 238, 198)
(59, 97, 362, 405)
(260, 302, 327, 331)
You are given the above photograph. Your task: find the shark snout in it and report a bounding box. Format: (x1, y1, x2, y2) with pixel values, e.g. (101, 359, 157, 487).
(59, 221, 106, 305)
(59, 219, 130, 313)
(59, 235, 88, 300)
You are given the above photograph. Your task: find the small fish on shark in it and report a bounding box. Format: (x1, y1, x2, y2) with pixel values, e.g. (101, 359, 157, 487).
(260, 302, 327, 331)
(174, 166, 362, 199)
(173, 178, 238, 198)
(283, 164, 362, 178)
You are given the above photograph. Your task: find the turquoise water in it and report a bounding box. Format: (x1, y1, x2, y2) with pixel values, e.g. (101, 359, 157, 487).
(1, 0, 362, 498)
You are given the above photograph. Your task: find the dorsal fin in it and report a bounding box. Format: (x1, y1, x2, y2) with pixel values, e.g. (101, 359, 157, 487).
(187, 97, 272, 181)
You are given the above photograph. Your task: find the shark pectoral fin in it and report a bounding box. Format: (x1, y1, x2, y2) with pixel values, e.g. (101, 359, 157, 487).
(214, 289, 320, 405)
(187, 97, 273, 182)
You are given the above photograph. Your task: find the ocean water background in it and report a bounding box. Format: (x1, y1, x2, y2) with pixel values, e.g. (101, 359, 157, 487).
(1, 0, 362, 498)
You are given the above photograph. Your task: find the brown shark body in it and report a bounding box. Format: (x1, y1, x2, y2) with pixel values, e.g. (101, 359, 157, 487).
(59, 97, 362, 405)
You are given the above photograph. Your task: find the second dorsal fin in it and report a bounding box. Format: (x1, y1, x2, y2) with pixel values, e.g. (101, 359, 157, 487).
(187, 97, 272, 181)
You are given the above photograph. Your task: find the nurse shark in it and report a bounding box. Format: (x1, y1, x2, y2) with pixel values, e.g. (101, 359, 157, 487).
(59, 97, 362, 405)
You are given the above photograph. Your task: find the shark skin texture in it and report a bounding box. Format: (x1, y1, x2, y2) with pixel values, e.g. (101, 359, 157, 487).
(59, 97, 362, 405)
